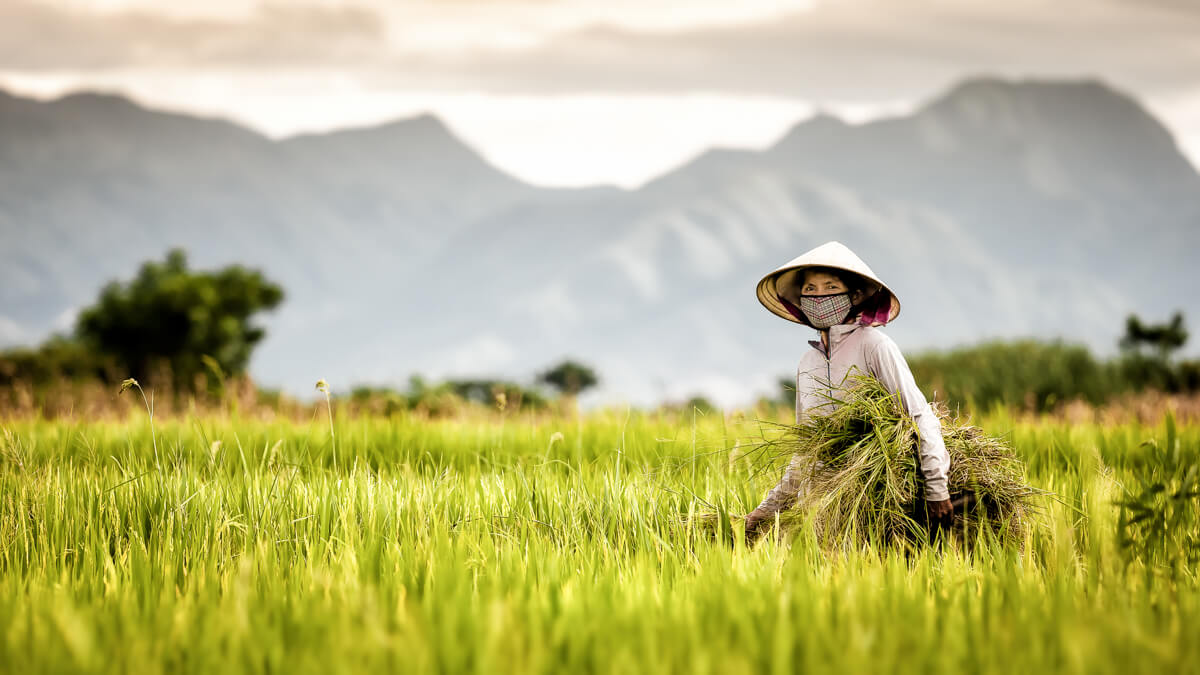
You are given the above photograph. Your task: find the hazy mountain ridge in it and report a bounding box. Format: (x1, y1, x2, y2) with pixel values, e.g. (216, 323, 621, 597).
(2, 78, 1197, 404)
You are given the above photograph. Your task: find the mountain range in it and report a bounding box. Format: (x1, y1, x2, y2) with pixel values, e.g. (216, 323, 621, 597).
(2, 77, 1198, 406)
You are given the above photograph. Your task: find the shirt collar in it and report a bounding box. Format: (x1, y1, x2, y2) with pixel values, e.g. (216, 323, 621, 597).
(808, 323, 863, 357)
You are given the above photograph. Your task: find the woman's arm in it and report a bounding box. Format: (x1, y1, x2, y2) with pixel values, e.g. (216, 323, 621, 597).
(745, 366, 809, 531)
(866, 335, 951, 502)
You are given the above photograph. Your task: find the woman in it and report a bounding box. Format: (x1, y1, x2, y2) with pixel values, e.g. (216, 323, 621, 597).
(745, 241, 952, 538)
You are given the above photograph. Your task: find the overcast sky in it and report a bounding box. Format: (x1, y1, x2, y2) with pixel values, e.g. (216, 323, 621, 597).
(3, 0, 1198, 186)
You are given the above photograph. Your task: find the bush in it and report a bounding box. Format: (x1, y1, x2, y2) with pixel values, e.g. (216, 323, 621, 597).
(349, 386, 410, 417)
(907, 340, 1116, 412)
(1178, 361, 1200, 392)
(0, 336, 113, 387)
(445, 379, 548, 410)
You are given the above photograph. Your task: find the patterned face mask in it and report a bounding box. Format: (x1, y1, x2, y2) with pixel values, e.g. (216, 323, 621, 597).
(799, 292, 852, 329)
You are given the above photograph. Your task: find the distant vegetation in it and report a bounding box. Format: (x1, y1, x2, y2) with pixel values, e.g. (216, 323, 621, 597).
(0, 250, 602, 417)
(907, 340, 1112, 412)
(1, 249, 1198, 418)
(537, 360, 599, 398)
(768, 312, 1199, 415)
(77, 249, 284, 388)
(348, 375, 553, 417)
(0, 249, 282, 395)
(902, 312, 1198, 413)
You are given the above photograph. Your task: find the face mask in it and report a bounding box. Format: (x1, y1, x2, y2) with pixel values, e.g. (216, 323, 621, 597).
(799, 293, 852, 329)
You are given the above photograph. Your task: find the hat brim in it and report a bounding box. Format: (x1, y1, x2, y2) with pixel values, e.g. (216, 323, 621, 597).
(756, 264, 900, 327)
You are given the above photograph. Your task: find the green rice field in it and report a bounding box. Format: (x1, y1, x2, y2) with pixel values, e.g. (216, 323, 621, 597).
(0, 408, 1197, 674)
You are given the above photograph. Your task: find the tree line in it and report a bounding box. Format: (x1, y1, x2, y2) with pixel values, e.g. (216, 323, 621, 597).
(773, 312, 1199, 413)
(0, 250, 598, 411)
(1, 249, 1194, 415)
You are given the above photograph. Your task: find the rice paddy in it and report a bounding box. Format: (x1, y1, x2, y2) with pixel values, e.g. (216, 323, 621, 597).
(0, 406, 1197, 674)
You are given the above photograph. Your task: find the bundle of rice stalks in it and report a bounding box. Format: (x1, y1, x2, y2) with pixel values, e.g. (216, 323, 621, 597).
(758, 374, 1038, 550)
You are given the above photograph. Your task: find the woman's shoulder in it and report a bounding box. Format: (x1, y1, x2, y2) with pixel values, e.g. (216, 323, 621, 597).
(854, 325, 902, 354)
(853, 326, 916, 374)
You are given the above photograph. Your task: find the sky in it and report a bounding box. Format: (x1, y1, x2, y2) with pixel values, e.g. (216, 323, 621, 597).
(2, 0, 1199, 188)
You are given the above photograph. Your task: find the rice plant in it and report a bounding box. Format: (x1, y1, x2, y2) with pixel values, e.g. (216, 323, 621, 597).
(0, 407, 1194, 674)
(749, 374, 1039, 549)
(1117, 412, 1200, 583)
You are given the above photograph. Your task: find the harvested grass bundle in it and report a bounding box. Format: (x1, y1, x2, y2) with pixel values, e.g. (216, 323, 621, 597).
(758, 374, 1038, 549)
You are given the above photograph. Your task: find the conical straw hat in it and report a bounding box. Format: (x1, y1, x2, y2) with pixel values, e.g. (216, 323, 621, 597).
(756, 241, 901, 326)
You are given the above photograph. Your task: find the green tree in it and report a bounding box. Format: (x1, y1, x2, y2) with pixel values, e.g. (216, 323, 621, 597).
(537, 360, 599, 397)
(1120, 312, 1188, 360)
(1118, 312, 1191, 392)
(75, 249, 283, 387)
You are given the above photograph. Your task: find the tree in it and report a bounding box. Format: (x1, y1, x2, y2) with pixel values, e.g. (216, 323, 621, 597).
(1118, 312, 1192, 392)
(1120, 312, 1188, 360)
(75, 249, 283, 388)
(537, 360, 599, 397)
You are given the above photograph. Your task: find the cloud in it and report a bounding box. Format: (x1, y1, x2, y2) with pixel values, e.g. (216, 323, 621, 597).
(393, 0, 1200, 101)
(0, 1, 386, 70)
(436, 333, 518, 375)
(4, 0, 1200, 184)
(3, 0, 1198, 104)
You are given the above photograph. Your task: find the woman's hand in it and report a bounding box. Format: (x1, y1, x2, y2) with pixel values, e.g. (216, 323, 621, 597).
(926, 498, 953, 521)
(743, 508, 774, 541)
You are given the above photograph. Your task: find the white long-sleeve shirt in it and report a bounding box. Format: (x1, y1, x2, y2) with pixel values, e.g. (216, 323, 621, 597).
(756, 323, 951, 514)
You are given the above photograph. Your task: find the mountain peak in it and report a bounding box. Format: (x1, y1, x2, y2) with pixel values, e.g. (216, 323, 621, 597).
(920, 76, 1165, 132)
(918, 76, 1191, 181)
(0, 87, 270, 147)
(284, 111, 457, 145)
(0, 88, 141, 118)
(803, 110, 849, 128)
(778, 110, 848, 138)
(278, 110, 529, 191)
(939, 75, 1117, 99)
(54, 90, 142, 110)
(397, 111, 447, 132)
(768, 109, 852, 156)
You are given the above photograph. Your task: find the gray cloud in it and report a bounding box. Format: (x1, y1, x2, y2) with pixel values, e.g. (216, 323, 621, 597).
(388, 0, 1200, 100)
(0, 1, 386, 69)
(2, 0, 1198, 104)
